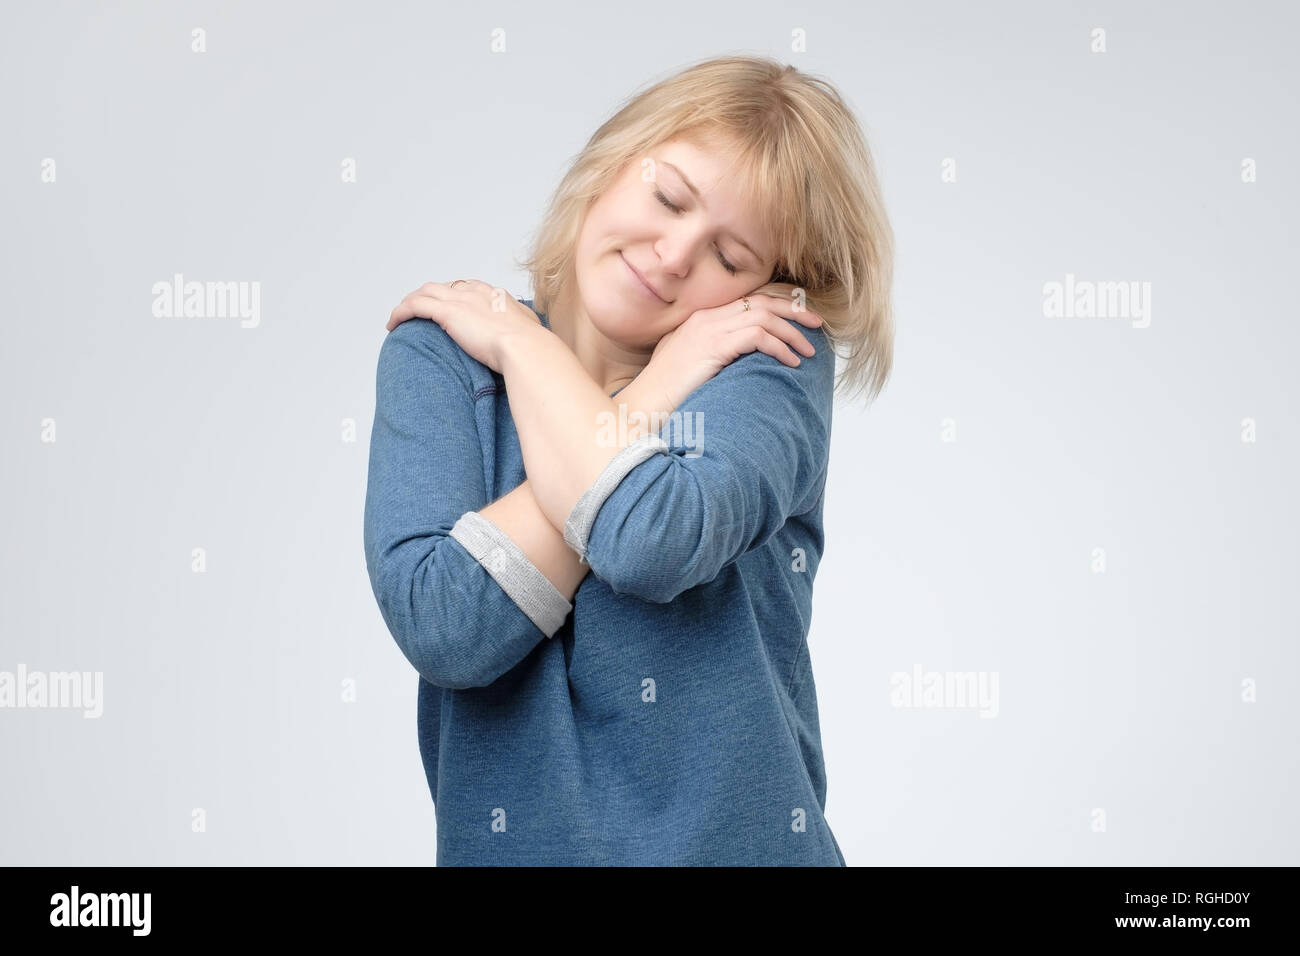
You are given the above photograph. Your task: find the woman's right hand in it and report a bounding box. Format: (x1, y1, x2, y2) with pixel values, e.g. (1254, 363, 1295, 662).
(644, 282, 825, 412)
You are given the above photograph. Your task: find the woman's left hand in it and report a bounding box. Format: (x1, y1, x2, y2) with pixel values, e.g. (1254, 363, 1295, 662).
(386, 280, 542, 373)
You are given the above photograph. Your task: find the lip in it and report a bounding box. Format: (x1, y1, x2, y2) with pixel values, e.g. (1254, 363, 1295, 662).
(620, 253, 669, 303)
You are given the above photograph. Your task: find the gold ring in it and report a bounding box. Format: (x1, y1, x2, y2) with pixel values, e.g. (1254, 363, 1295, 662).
(450, 279, 467, 288)
(741, 297, 750, 311)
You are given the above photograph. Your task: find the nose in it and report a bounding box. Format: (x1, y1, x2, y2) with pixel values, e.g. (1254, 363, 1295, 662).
(653, 231, 695, 278)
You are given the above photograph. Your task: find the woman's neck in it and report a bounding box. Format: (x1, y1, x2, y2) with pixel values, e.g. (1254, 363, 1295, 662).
(544, 287, 652, 398)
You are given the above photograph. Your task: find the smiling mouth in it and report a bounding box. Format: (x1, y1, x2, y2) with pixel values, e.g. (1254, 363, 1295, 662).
(621, 252, 669, 303)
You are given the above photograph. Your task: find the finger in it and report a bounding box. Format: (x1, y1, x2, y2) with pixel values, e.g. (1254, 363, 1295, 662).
(406, 293, 444, 321)
(755, 329, 802, 367)
(764, 314, 817, 357)
(387, 300, 417, 330)
(726, 307, 817, 358)
(736, 326, 801, 367)
(386, 294, 444, 331)
(438, 279, 492, 299)
(417, 281, 472, 298)
(387, 296, 424, 330)
(755, 292, 823, 327)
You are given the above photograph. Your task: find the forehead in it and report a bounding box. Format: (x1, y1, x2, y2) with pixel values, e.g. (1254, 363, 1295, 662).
(649, 136, 742, 191)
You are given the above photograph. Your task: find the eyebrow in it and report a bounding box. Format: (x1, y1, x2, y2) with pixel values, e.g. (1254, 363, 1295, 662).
(661, 161, 766, 267)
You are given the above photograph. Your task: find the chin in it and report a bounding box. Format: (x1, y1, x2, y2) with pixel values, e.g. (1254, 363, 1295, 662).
(586, 299, 654, 347)
(574, 256, 663, 344)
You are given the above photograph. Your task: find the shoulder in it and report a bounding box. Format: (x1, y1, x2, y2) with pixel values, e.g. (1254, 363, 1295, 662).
(710, 319, 835, 417)
(377, 318, 475, 395)
(376, 293, 534, 395)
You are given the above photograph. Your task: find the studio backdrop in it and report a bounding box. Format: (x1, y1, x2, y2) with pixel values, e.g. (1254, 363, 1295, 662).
(1, 0, 1295, 865)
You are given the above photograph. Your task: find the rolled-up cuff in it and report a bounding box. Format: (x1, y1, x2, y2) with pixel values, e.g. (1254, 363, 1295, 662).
(448, 511, 573, 638)
(563, 434, 671, 564)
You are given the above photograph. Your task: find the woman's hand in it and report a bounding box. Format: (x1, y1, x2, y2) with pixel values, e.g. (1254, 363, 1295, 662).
(644, 282, 825, 411)
(386, 280, 542, 373)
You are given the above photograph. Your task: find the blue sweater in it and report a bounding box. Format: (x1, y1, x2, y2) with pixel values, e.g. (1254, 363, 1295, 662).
(363, 298, 845, 866)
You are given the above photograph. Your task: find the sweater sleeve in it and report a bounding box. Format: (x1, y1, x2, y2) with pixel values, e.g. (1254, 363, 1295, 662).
(363, 319, 573, 689)
(562, 321, 834, 604)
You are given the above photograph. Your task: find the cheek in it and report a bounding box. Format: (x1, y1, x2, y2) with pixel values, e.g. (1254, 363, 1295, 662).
(609, 307, 679, 351)
(689, 281, 744, 313)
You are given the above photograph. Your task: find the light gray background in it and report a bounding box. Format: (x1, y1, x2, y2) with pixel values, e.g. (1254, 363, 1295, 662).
(2, 0, 1295, 865)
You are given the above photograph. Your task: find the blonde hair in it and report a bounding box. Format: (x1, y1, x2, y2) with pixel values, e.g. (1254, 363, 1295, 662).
(516, 54, 895, 406)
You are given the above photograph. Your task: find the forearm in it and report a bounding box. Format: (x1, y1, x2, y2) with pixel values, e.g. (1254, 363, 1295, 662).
(499, 325, 677, 537)
(478, 479, 589, 601)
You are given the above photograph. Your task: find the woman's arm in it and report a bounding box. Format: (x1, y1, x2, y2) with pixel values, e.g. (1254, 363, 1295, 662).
(478, 480, 587, 598)
(498, 328, 668, 540)
(476, 369, 677, 600)
(364, 322, 577, 688)
(498, 304, 834, 603)
(493, 290, 821, 538)
(377, 282, 683, 605)
(379, 281, 820, 603)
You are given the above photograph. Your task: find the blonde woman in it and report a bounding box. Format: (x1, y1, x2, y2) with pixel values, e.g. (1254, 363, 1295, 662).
(364, 55, 893, 865)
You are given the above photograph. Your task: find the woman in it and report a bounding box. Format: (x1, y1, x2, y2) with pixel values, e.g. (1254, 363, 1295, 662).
(363, 55, 893, 865)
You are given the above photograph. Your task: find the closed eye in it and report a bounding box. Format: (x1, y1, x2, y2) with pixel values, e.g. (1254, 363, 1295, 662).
(654, 189, 739, 276)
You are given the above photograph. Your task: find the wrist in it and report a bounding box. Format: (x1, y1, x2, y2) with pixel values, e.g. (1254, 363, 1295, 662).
(498, 321, 554, 379)
(617, 366, 678, 438)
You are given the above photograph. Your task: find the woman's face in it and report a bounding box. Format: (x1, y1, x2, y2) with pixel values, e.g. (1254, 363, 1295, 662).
(572, 135, 776, 349)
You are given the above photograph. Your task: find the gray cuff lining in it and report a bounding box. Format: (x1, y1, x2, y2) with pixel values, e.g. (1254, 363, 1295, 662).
(563, 434, 671, 564)
(448, 511, 573, 638)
